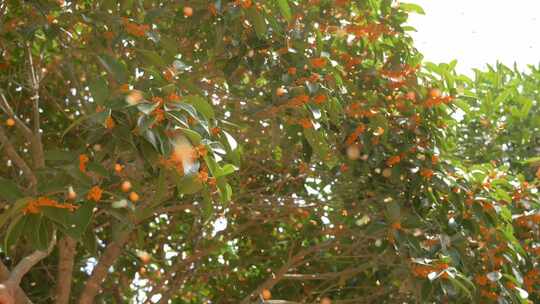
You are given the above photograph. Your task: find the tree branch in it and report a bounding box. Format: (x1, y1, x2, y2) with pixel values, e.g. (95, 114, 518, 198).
(0, 260, 32, 304)
(0, 234, 56, 304)
(26, 46, 44, 169)
(0, 94, 33, 142)
(54, 236, 76, 304)
(240, 242, 333, 304)
(77, 231, 131, 304)
(7, 233, 56, 287)
(0, 125, 37, 193)
(282, 264, 371, 281)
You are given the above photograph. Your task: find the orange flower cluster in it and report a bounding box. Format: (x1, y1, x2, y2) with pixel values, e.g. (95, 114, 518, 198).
(312, 94, 326, 105)
(310, 57, 327, 69)
(195, 144, 208, 157)
(379, 64, 418, 79)
(420, 168, 434, 180)
(480, 290, 498, 300)
(87, 186, 103, 202)
(285, 94, 310, 108)
(123, 18, 149, 37)
(23, 197, 78, 214)
(475, 274, 488, 286)
(160, 144, 207, 175)
(105, 115, 115, 129)
(345, 102, 378, 118)
(411, 265, 432, 278)
(197, 168, 209, 183)
(345, 124, 366, 145)
(152, 108, 166, 124)
(210, 127, 221, 136)
(339, 53, 362, 70)
(159, 156, 185, 174)
(207, 4, 218, 16)
(119, 84, 130, 93)
(163, 68, 175, 82)
(380, 65, 418, 90)
(524, 269, 540, 292)
(346, 23, 393, 42)
(515, 213, 540, 228)
(103, 31, 115, 40)
(298, 118, 313, 129)
(424, 95, 454, 108)
(146, 97, 166, 125)
(292, 73, 323, 86)
(236, 0, 252, 8)
(412, 262, 448, 278)
(79, 154, 89, 173)
(386, 155, 401, 167)
(167, 93, 182, 102)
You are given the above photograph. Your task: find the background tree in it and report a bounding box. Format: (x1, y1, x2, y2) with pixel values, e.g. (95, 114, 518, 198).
(0, 1, 538, 303)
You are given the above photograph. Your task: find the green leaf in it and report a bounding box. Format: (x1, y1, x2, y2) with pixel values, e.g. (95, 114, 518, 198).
(222, 131, 238, 151)
(137, 49, 166, 67)
(522, 156, 540, 165)
(215, 164, 237, 178)
(65, 202, 95, 240)
(41, 206, 69, 228)
(176, 174, 203, 195)
(44, 149, 76, 162)
(89, 78, 109, 105)
(217, 178, 232, 202)
(448, 276, 474, 299)
(82, 229, 97, 255)
(179, 127, 202, 145)
(37, 218, 54, 251)
(518, 96, 533, 118)
(97, 54, 129, 84)
(246, 7, 267, 39)
(183, 95, 215, 119)
(61, 112, 103, 139)
(137, 102, 160, 115)
(0, 198, 31, 230)
(303, 128, 336, 168)
(399, 3, 425, 14)
(0, 177, 23, 201)
(386, 202, 401, 222)
(277, 0, 292, 21)
(24, 214, 44, 250)
(4, 214, 26, 252)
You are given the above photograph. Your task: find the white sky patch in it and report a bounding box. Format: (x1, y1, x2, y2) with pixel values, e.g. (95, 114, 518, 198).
(408, 0, 540, 74)
(212, 216, 228, 236)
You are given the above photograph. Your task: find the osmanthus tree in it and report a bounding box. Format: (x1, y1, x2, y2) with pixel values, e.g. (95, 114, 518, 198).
(0, 0, 538, 303)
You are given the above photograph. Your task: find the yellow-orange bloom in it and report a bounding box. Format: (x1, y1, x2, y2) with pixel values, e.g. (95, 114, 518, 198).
(105, 115, 115, 129)
(87, 186, 103, 202)
(23, 197, 78, 214)
(310, 57, 327, 68)
(79, 154, 89, 173)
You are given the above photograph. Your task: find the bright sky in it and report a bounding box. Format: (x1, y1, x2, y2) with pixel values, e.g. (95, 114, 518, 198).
(407, 0, 540, 74)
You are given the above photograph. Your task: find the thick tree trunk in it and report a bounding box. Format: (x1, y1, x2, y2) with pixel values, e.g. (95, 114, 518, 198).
(78, 232, 130, 304)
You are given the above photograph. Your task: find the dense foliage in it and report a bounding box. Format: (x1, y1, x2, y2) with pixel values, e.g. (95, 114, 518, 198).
(0, 1, 539, 303)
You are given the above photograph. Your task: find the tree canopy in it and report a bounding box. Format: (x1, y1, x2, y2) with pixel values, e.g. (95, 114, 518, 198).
(0, 1, 539, 303)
